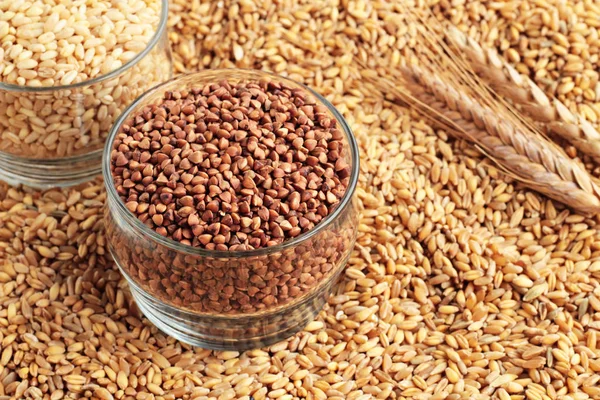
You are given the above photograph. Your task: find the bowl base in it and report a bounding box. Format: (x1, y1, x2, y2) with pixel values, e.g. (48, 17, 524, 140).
(123, 268, 335, 351)
(131, 287, 315, 351)
(0, 151, 102, 189)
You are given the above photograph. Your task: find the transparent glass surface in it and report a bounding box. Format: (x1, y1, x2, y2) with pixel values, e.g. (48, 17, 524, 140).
(0, 0, 172, 188)
(103, 70, 360, 350)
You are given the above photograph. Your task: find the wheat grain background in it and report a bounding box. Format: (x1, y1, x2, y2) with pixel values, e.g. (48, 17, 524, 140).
(1, 0, 600, 399)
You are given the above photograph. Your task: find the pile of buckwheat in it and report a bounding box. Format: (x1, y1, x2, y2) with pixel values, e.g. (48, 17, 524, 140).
(1, 0, 600, 399)
(110, 79, 350, 250)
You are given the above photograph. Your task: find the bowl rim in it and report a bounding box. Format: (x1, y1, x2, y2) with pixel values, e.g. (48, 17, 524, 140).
(0, 0, 169, 93)
(102, 68, 360, 259)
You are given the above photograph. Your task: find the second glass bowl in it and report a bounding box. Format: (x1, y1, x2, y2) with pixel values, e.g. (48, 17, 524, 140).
(103, 69, 360, 350)
(0, 0, 172, 188)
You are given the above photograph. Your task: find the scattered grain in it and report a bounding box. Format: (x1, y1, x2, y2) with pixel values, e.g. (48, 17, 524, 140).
(1, 0, 599, 398)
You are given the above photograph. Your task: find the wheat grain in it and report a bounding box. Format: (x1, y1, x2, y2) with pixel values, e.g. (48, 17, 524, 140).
(0, 0, 161, 87)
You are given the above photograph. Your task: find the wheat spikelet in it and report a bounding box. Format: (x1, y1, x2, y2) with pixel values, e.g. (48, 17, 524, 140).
(448, 27, 600, 159)
(361, 65, 600, 213)
(358, 5, 600, 213)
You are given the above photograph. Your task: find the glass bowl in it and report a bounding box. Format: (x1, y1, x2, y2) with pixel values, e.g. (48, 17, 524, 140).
(102, 69, 360, 350)
(0, 0, 172, 189)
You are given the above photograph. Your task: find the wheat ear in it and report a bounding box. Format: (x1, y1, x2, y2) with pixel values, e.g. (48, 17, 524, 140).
(448, 27, 600, 158)
(362, 65, 600, 213)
